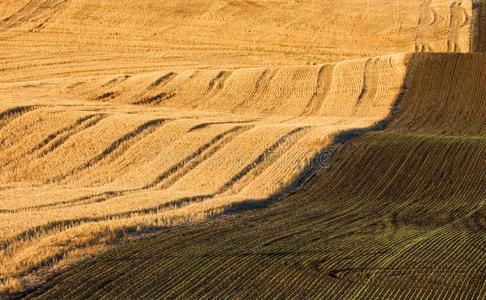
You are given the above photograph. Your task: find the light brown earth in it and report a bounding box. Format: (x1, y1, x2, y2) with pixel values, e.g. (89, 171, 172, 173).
(0, 0, 483, 296)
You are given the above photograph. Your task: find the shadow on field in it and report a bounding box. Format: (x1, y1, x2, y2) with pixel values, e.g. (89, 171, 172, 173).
(472, 0, 486, 52)
(223, 54, 417, 215)
(7, 54, 420, 300)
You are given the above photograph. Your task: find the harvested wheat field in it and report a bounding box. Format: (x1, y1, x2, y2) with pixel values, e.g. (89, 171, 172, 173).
(0, 0, 485, 299)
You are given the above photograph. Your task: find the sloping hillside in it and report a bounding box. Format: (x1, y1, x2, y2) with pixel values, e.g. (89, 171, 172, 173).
(26, 53, 486, 300)
(0, 0, 485, 297)
(0, 54, 411, 294)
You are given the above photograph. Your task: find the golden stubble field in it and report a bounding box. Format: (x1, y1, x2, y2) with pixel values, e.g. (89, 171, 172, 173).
(0, 0, 483, 295)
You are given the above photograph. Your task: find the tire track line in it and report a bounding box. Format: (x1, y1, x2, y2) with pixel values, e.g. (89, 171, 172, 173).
(303, 64, 334, 116)
(47, 118, 167, 183)
(30, 114, 106, 158)
(0, 105, 37, 131)
(145, 125, 253, 189)
(1, 125, 253, 213)
(217, 127, 309, 195)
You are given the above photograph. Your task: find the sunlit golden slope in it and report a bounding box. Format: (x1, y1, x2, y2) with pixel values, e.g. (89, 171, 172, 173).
(0, 0, 478, 83)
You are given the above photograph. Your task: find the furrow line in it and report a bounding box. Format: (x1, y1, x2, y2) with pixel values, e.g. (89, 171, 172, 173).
(48, 118, 167, 183)
(0, 194, 213, 252)
(0, 106, 37, 131)
(36, 114, 107, 158)
(217, 127, 309, 195)
(27, 114, 98, 156)
(187, 119, 257, 132)
(145, 125, 253, 189)
(0, 125, 252, 213)
(148, 72, 176, 89)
